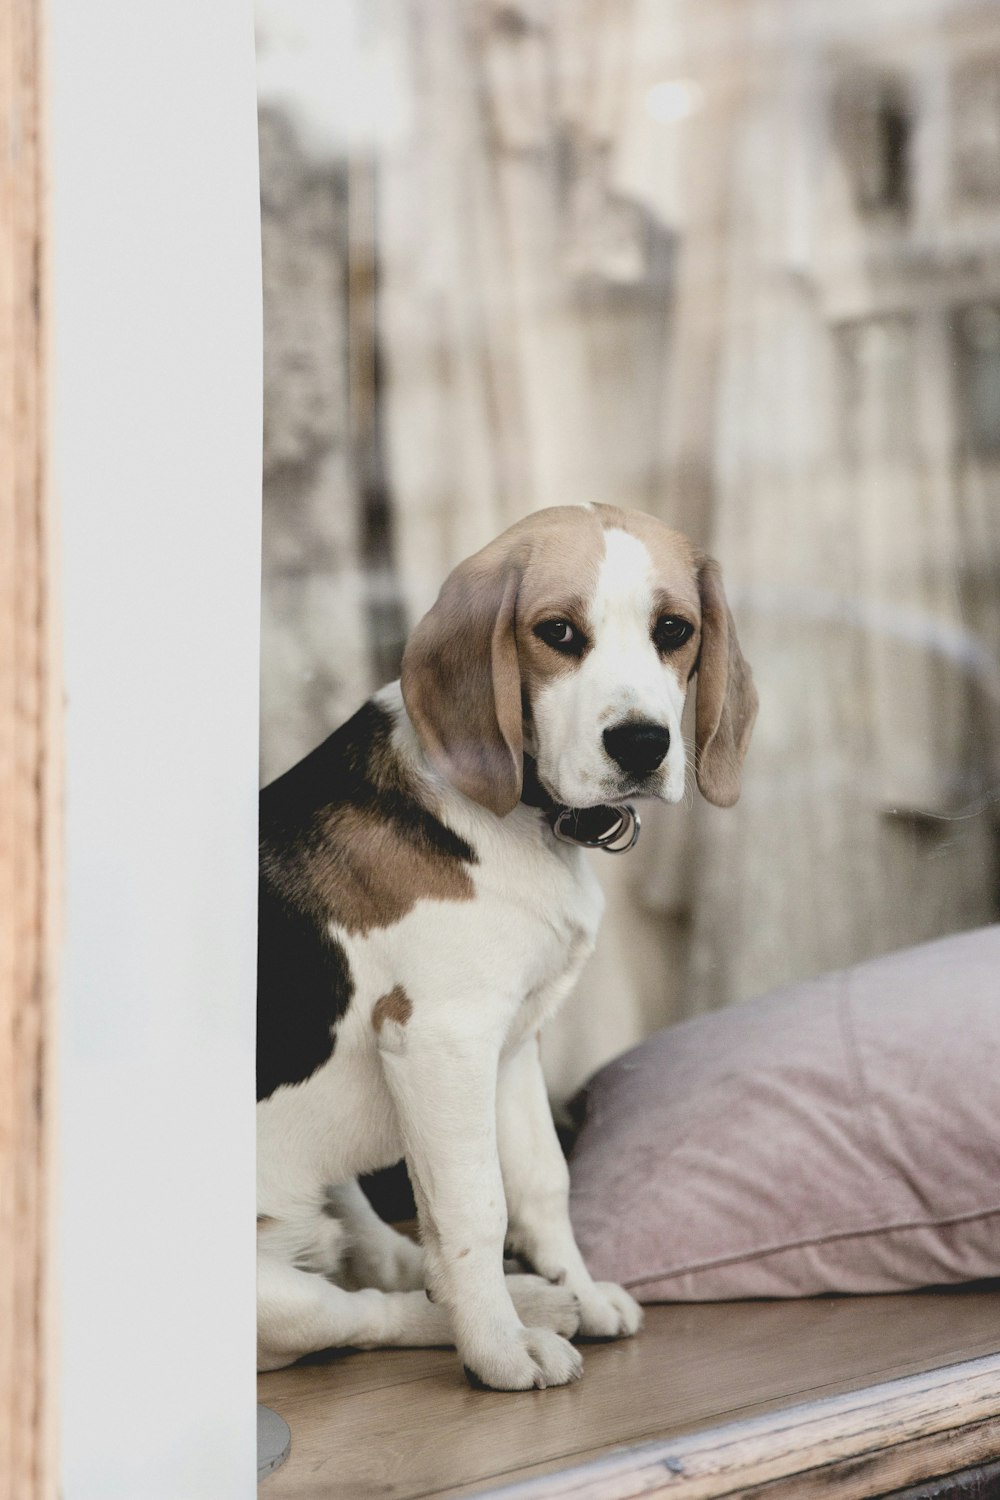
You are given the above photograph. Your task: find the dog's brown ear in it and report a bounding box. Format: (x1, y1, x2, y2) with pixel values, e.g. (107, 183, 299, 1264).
(401, 548, 523, 817)
(694, 557, 758, 808)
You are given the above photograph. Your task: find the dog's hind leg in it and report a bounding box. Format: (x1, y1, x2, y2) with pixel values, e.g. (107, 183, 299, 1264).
(323, 1180, 425, 1293)
(257, 1254, 581, 1372)
(256, 1252, 451, 1371)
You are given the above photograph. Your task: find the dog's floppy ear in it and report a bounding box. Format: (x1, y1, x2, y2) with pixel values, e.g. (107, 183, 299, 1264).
(694, 556, 758, 808)
(401, 547, 523, 817)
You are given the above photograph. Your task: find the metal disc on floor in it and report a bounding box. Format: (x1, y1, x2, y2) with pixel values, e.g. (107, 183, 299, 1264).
(258, 1404, 291, 1480)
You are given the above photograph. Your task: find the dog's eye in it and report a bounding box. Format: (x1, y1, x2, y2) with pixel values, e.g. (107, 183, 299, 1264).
(654, 615, 694, 652)
(534, 618, 586, 655)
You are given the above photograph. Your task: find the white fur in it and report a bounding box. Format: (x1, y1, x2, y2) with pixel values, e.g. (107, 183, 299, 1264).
(533, 529, 688, 808)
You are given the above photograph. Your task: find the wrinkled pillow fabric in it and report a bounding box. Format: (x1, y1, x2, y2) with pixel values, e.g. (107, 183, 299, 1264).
(569, 927, 1000, 1301)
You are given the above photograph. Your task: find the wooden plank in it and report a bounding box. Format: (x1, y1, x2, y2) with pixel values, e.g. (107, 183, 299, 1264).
(0, 1, 56, 1498)
(429, 1421, 1000, 1500)
(485, 1355, 1000, 1500)
(429, 1417, 1000, 1500)
(260, 1344, 457, 1405)
(257, 1290, 1000, 1500)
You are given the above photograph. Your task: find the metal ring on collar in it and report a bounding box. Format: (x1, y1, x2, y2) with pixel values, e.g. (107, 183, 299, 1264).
(552, 804, 641, 854)
(598, 805, 641, 854)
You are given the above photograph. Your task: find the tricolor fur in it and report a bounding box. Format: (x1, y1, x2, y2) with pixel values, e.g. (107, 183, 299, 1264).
(257, 504, 757, 1389)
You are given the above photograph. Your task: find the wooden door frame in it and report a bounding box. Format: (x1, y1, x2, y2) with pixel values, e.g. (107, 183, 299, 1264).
(0, 0, 57, 1495)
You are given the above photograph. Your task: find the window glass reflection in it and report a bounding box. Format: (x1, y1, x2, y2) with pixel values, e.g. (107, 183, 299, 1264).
(256, 0, 1000, 1097)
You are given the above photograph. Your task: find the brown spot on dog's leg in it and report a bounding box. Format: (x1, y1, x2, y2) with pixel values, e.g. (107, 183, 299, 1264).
(458, 1247, 470, 1259)
(372, 984, 413, 1033)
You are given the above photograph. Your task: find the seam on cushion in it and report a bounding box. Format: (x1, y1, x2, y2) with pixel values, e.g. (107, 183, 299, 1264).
(620, 1203, 1000, 1288)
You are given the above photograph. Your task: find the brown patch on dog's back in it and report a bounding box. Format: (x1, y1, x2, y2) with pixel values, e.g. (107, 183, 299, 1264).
(306, 803, 475, 936)
(372, 985, 413, 1033)
(261, 702, 477, 939)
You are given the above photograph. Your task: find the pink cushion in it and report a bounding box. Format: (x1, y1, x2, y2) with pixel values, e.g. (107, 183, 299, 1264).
(569, 927, 1000, 1300)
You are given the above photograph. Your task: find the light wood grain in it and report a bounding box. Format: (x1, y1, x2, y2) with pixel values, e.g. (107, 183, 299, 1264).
(487, 1355, 1000, 1499)
(0, 2, 55, 1496)
(258, 1288, 1000, 1500)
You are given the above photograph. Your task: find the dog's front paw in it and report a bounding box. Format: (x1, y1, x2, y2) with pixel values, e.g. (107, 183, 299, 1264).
(576, 1282, 643, 1339)
(462, 1326, 584, 1391)
(506, 1274, 581, 1339)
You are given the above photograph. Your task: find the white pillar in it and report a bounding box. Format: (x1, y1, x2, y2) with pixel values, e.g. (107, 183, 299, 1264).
(49, 3, 261, 1494)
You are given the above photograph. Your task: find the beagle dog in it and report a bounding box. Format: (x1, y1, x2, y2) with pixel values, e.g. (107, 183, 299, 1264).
(257, 503, 756, 1388)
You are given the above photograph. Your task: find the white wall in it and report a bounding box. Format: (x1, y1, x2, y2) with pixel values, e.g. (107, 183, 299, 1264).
(49, 3, 261, 1495)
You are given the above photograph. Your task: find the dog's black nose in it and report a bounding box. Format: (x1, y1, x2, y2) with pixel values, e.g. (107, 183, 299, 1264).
(603, 720, 671, 776)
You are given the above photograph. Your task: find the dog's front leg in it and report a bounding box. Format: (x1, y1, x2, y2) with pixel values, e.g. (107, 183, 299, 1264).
(498, 1035, 643, 1340)
(379, 1022, 583, 1390)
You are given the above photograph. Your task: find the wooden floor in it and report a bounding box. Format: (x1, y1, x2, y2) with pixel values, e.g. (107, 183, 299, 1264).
(257, 1286, 1000, 1499)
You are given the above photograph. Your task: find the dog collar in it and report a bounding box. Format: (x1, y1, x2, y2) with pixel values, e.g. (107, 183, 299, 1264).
(551, 803, 641, 854)
(520, 758, 641, 855)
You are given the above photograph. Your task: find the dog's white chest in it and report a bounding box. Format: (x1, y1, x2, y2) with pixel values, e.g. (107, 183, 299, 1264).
(507, 916, 595, 1045)
(469, 823, 605, 1048)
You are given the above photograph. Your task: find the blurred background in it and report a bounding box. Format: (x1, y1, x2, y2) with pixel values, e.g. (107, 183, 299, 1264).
(256, 0, 1000, 1102)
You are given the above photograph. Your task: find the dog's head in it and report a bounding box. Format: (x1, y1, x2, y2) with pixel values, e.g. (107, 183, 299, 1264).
(401, 505, 757, 818)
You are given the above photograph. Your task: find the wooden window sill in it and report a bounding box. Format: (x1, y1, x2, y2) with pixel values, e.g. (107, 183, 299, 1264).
(257, 1284, 1000, 1499)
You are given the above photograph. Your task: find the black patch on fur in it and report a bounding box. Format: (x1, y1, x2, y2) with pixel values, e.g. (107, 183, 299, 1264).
(257, 701, 477, 1101)
(256, 879, 354, 1102)
(360, 1160, 417, 1222)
